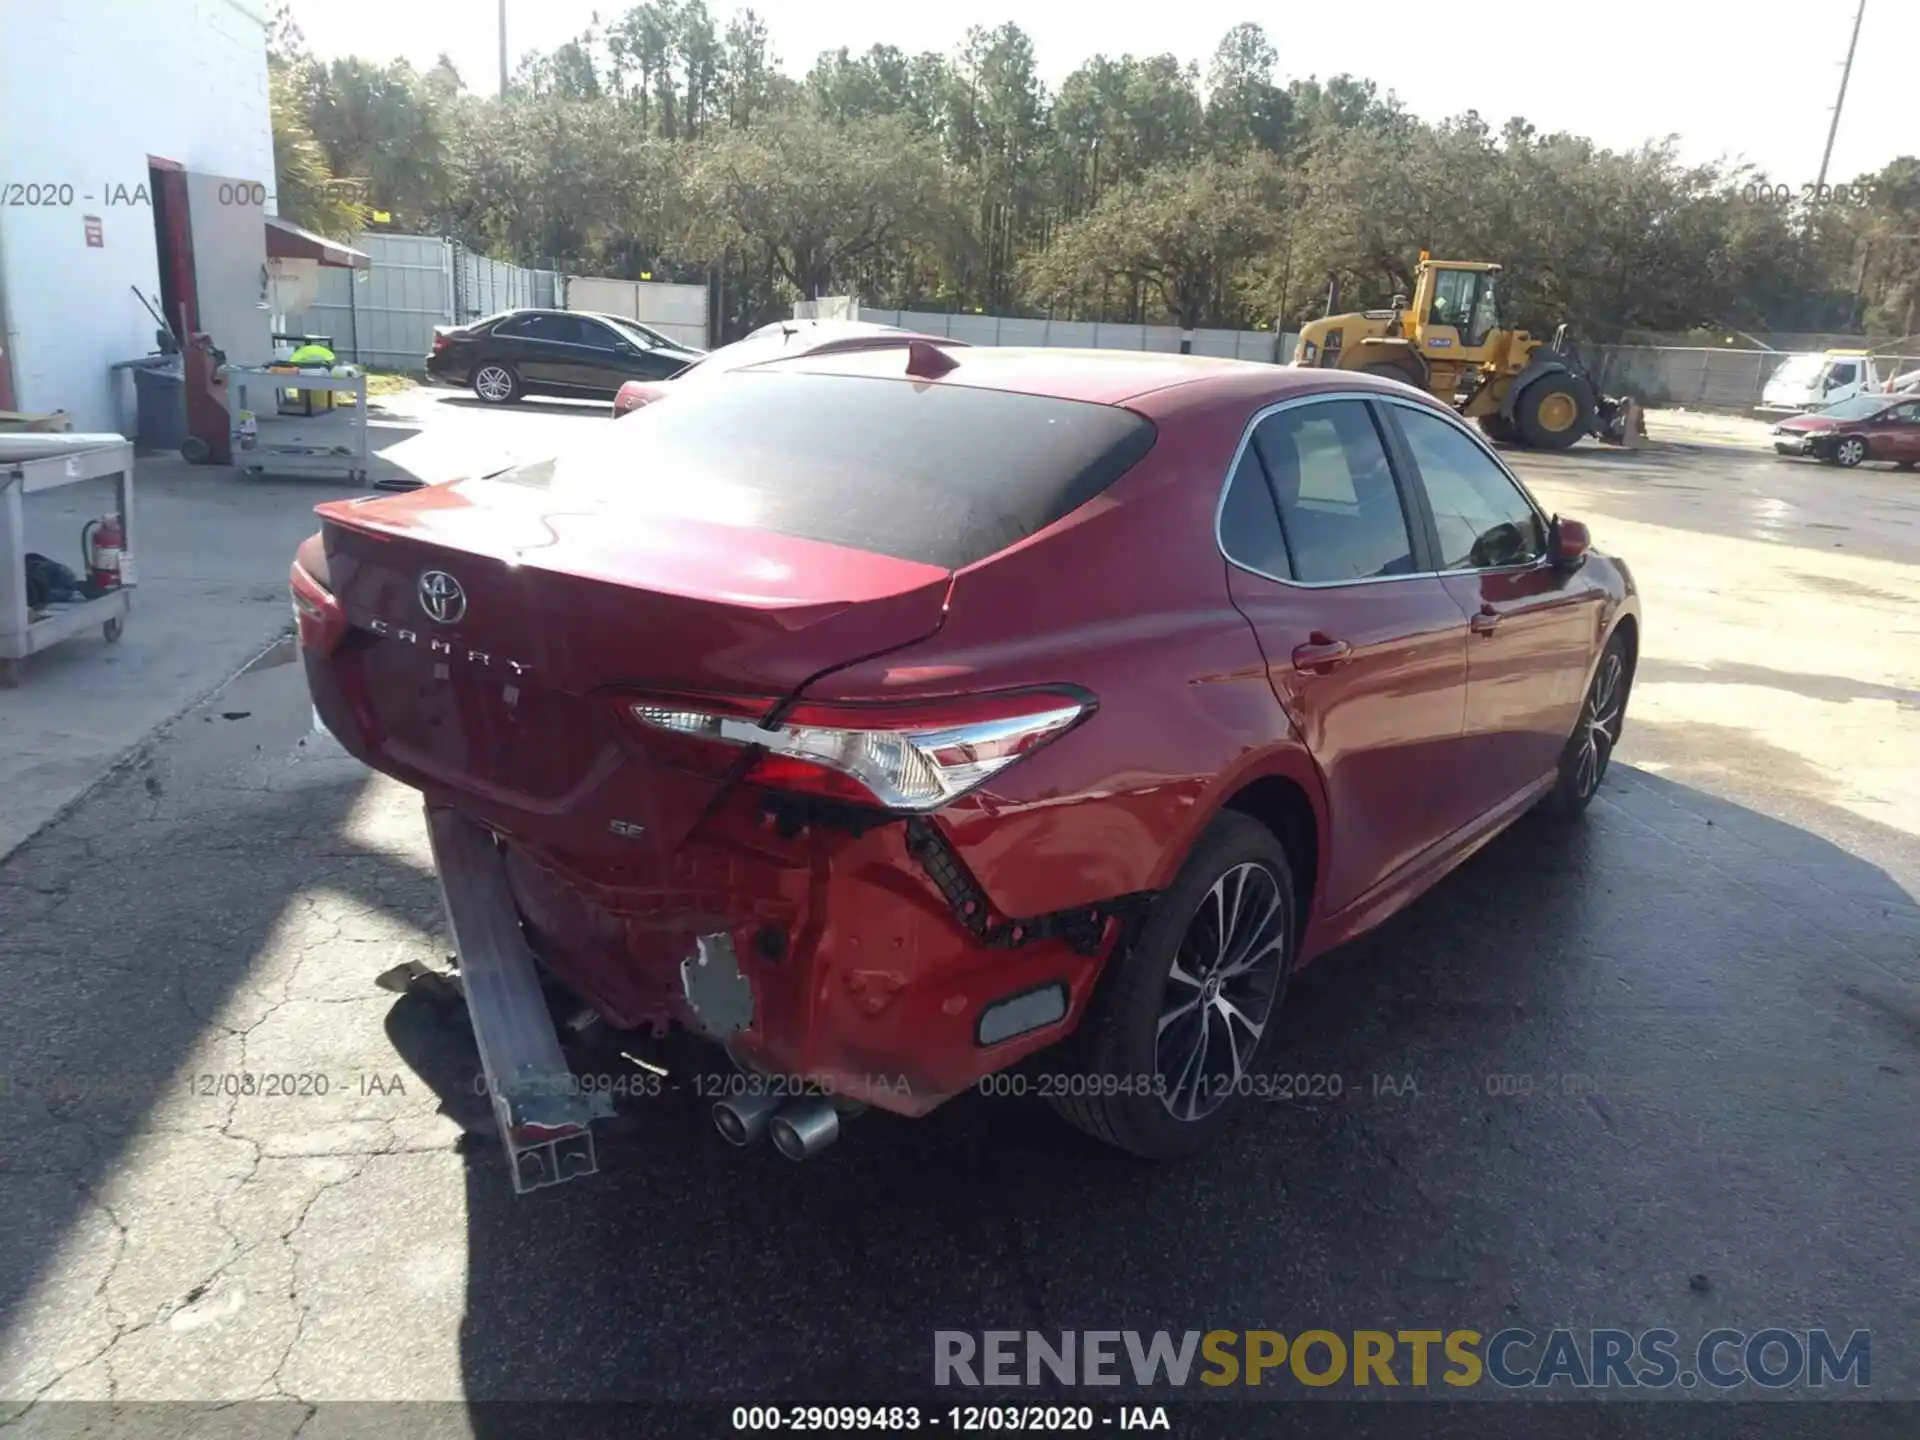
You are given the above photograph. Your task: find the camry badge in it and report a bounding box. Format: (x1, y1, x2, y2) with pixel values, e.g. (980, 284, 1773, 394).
(418, 570, 466, 625)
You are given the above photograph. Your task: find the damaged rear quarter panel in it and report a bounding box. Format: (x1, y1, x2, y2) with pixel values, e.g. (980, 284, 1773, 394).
(802, 404, 1321, 921)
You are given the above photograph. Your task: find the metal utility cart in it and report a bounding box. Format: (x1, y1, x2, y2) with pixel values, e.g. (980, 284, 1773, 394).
(0, 435, 136, 687)
(226, 367, 371, 483)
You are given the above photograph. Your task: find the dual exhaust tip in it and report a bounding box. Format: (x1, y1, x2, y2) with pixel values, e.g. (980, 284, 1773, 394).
(711, 1091, 840, 1161)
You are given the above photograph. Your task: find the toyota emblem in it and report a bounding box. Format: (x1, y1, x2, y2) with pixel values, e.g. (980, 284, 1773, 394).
(417, 570, 466, 625)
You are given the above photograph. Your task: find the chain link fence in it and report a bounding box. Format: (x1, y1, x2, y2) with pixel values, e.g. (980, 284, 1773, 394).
(1586, 345, 1920, 411)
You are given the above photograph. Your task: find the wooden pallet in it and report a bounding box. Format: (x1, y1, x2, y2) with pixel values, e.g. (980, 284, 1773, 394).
(0, 410, 75, 433)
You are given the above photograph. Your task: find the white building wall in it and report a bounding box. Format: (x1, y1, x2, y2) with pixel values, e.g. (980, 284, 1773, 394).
(0, 0, 275, 432)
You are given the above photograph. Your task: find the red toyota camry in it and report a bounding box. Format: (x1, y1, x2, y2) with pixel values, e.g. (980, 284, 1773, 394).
(292, 341, 1638, 1180)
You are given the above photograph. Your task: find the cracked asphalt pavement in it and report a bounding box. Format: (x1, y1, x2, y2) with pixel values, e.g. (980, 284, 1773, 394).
(0, 412, 1916, 1424)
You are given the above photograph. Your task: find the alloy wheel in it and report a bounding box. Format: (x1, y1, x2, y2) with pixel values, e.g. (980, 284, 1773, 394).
(1835, 437, 1866, 467)
(476, 366, 514, 402)
(1574, 650, 1626, 798)
(1155, 861, 1289, 1122)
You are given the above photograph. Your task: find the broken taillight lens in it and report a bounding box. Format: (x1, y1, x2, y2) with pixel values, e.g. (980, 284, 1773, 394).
(626, 689, 1093, 812)
(289, 549, 346, 656)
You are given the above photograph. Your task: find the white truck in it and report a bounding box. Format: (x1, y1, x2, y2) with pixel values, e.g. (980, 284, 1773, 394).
(1757, 349, 1914, 415)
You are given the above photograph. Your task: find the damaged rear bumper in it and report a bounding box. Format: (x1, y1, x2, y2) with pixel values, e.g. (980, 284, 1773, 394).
(426, 796, 1138, 1189)
(426, 805, 611, 1192)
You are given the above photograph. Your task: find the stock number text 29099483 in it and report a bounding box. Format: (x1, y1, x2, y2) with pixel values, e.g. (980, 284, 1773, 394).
(730, 1404, 1135, 1432)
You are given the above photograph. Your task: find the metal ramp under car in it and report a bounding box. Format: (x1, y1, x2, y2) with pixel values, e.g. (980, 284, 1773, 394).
(425, 805, 610, 1193)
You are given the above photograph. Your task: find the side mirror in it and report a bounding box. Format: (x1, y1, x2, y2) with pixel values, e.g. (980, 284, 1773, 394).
(1550, 515, 1591, 570)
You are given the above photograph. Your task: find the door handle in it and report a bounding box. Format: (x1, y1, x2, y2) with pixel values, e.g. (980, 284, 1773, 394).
(1291, 636, 1353, 673)
(1470, 605, 1501, 636)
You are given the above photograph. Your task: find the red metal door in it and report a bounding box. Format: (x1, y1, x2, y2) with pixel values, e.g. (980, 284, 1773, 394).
(148, 161, 198, 341)
(1872, 401, 1920, 461)
(1231, 571, 1471, 913)
(1439, 566, 1600, 810)
(1384, 399, 1603, 816)
(1216, 395, 1474, 916)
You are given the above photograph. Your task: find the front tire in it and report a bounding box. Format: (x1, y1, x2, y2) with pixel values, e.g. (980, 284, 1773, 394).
(1513, 376, 1595, 450)
(1833, 436, 1868, 468)
(473, 363, 520, 405)
(1049, 812, 1296, 1158)
(1479, 414, 1520, 444)
(1543, 633, 1630, 818)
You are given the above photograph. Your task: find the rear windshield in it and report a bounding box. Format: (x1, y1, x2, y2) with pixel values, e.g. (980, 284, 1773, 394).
(494, 370, 1157, 569)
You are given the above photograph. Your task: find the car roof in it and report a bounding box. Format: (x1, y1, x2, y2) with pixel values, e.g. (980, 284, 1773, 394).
(768, 344, 1409, 410)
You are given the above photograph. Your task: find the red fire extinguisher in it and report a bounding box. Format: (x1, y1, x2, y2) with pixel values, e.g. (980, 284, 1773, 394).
(82, 515, 124, 590)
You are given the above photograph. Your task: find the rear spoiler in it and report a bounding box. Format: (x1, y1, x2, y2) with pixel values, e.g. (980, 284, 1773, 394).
(780, 332, 969, 360)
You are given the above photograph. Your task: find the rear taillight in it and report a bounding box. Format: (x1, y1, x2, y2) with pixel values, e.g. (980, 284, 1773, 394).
(289, 548, 346, 656)
(430, 333, 451, 353)
(625, 689, 1093, 812)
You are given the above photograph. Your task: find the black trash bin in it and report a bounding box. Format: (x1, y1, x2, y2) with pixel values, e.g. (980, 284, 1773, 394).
(113, 356, 187, 453)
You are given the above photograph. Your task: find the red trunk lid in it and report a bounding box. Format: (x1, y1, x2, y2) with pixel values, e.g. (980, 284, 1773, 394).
(313, 478, 952, 860)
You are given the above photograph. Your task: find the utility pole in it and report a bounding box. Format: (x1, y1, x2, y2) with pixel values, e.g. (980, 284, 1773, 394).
(1814, 0, 1866, 193)
(498, 0, 509, 98)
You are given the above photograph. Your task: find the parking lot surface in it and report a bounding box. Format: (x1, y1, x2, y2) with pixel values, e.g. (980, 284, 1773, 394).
(1, 397, 1915, 1415)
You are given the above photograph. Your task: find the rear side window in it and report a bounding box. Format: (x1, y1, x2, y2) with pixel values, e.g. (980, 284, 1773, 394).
(572, 318, 625, 350)
(1218, 446, 1292, 579)
(1249, 401, 1416, 583)
(496, 371, 1157, 569)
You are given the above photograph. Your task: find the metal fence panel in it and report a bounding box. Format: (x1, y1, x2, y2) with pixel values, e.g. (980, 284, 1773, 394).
(1585, 343, 1920, 411)
(849, 307, 1287, 361)
(565, 277, 710, 349)
(285, 232, 453, 369)
(287, 234, 569, 368)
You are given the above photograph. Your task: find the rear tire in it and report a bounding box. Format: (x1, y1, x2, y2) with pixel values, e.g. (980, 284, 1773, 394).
(1049, 812, 1296, 1159)
(1542, 632, 1630, 819)
(473, 363, 520, 405)
(1513, 376, 1595, 450)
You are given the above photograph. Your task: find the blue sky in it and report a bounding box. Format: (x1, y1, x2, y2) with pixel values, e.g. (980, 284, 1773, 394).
(290, 0, 1913, 183)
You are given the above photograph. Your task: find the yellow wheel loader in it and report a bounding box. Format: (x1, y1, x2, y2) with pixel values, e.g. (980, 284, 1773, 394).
(1290, 254, 1642, 449)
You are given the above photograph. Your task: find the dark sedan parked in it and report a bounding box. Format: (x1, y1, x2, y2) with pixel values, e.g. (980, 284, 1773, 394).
(1770, 394, 1920, 469)
(427, 308, 703, 405)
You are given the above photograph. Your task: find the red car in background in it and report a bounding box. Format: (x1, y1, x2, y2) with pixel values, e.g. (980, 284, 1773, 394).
(612, 318, 965, 416)
(292, 341, 1638, 1178)
(1770, 394, 1920, 468)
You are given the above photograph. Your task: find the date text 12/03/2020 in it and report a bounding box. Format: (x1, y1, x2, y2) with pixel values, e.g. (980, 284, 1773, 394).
(730, 1405, 1172, 1432)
